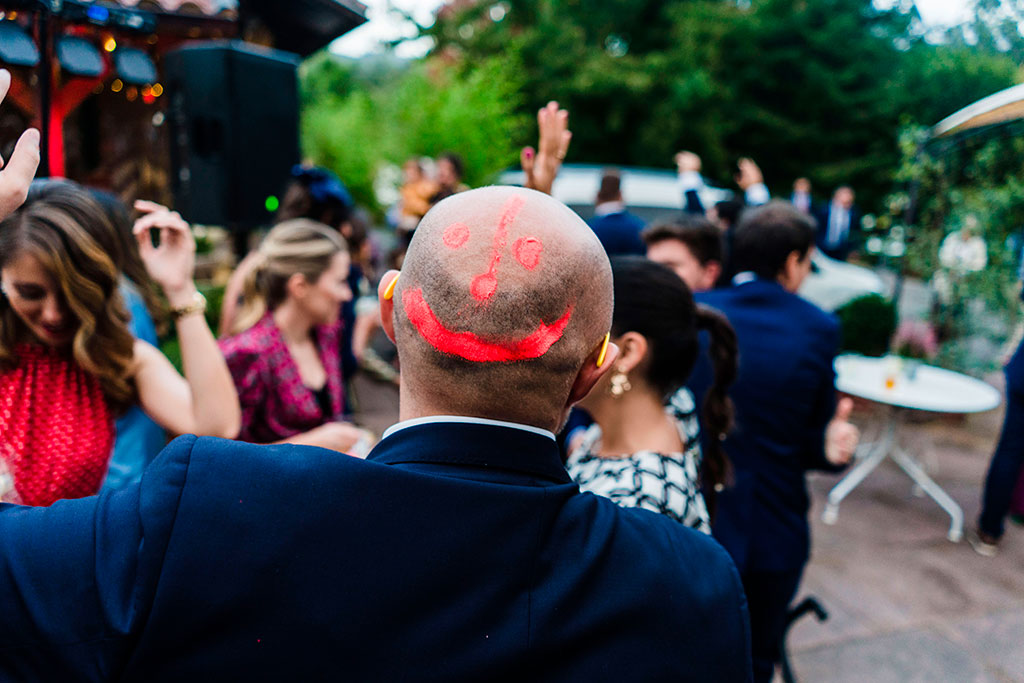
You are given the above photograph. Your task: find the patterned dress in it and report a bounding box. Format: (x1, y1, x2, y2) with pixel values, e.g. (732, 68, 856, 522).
(0, 344, 115, 506)
(219, 313, 345, 444)
(566, 388, 711, 534)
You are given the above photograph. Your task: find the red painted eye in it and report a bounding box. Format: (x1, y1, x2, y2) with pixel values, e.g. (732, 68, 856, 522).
(443, 222, 470, 249)
(513, 237, 543, 270)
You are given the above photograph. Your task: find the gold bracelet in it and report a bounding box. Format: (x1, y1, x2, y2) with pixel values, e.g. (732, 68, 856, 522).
(170, 290, 207, 321)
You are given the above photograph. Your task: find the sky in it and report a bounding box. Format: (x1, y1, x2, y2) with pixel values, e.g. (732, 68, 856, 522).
(330, 0, 974, 60)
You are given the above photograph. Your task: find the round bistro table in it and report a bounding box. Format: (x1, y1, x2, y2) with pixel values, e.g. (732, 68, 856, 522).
(822, 354, 1001, 542)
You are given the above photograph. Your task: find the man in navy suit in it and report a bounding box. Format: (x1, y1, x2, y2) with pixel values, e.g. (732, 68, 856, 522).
(0, 185, 751, 680)
(587, 169, 646, 255)
(688, 202, 858, 683)
(815, 186, 861, 261)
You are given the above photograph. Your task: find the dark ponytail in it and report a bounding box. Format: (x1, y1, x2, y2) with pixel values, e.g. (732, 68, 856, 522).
(608, 256, 739, 520)
(695, 305, 737, 517)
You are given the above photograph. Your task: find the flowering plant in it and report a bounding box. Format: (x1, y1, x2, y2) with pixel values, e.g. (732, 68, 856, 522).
(891, 320, 938, 360)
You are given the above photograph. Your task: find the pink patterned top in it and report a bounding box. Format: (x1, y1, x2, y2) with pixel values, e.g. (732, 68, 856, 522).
(218, 313, 345, 444)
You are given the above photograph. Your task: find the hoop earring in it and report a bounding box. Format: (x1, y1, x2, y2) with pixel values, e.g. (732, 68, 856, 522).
(609, 370, 632, 398)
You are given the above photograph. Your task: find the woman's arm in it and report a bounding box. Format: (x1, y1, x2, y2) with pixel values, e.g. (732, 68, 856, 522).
(131, 201, 241, 439)
(272, 422, 374, 458)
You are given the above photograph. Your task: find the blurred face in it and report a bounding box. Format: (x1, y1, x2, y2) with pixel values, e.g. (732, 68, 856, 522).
(647, 239, 717, 293)
(403, 160, 423, 183)
(794, 178, 811, 194)
(834, 187, 854, 209)
(299, 251, 352, 326)
(437, 159, 458, 187)
(1, 252, 75, 346)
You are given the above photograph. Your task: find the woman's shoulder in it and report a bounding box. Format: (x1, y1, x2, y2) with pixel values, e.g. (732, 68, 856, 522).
(218, 315, 278, 358)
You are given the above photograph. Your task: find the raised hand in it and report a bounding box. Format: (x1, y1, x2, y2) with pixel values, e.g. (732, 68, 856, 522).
(825, 397, 859, 466)
(521, 101, 571, 196)
(0, 70, 40, 221)
(675, 151, 702, 175)
(132, 200, 196, 306)
(734, 157, 763, 190)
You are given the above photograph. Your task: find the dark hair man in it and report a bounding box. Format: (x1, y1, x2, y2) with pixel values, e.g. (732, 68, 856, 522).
(0, 187, 752, 677)
(587, 168, 646, 256)
(688, 201, 858, 683)
(643, 216, 724, 292)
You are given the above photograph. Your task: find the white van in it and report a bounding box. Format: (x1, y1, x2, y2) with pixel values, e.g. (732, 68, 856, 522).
(501, 164, 886, 311)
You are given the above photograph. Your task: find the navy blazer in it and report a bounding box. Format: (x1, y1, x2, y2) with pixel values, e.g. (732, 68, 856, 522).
(689, 280, 841, 573)
(587, 210, 646, 256)
(0, 422, 751, 681)
(814, 205, 861, 261)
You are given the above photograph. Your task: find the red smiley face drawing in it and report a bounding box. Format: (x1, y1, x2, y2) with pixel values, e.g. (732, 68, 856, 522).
(402, 195, 574, 362)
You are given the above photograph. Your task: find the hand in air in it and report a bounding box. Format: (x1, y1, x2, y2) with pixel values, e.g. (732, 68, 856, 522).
(734, 157, 763, 190)
(825, 398, 859, 466)
(133, 200, 196, 303)
(521, 101, 571, 196)
(674, 151, 702, 174)
(0, 70, 40, 221)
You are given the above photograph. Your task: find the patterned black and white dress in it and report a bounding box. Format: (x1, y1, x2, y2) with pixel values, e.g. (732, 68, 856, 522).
(566, 388, 710, 534)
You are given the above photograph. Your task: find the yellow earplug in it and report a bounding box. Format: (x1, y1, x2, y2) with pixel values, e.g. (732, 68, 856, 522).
(383, 273, 399, 301)
(596, 332, 611, 368)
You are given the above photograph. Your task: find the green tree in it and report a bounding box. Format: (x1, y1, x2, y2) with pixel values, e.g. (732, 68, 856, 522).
(423, 0, 1019, 207)
(299, 54, 527, 212)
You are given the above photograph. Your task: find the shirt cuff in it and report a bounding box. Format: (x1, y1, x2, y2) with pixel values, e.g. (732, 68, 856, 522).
(745, 183, 770, 205)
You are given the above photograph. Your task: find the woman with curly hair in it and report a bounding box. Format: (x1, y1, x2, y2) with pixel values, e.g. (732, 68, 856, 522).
(0, 181, 241, 506)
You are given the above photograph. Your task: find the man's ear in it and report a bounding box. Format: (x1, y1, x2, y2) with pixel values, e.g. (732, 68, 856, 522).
(377, 270, 400, 344)
(701, 261, 722, 291)
(566, 338, 620, 406)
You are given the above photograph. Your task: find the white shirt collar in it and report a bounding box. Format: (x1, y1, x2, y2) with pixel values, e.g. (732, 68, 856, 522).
(732, 271, 757, 286)
(593, 201, 626, 216)
(382, 415, 556, 442)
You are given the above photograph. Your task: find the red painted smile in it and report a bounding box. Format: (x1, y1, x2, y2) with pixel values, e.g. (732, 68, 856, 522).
(402, 287, 573, 362)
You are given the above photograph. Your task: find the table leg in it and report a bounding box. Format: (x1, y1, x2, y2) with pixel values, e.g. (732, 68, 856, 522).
(889, 447, 964, 542)
(822, 444, 889, 525)
(823, 419, 897, 524)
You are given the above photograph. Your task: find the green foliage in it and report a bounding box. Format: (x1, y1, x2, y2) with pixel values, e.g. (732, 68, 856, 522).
(836, 294, 898, 357)
(299, 55, 528, 213)
(423, 0, 1019, 209)
(898, 125, 1024, 373)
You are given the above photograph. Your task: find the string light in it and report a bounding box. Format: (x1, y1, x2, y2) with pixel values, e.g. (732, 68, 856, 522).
(104, 37, 117, 52)
(110, 79, 124, 93)
(151, 83, 163, 97)
(125, 86, 138, 101)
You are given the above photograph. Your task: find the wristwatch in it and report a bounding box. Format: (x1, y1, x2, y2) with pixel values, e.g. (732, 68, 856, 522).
(170, 289, 207, 321)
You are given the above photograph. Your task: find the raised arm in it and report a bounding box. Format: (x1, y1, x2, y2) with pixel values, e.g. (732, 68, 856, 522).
(0, 69, 40, 221)
(521, 101, 572, 196)
(131, 201, 241, 438)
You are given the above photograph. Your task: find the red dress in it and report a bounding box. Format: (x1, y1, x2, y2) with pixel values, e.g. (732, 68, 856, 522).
(0, 344, 115, 506)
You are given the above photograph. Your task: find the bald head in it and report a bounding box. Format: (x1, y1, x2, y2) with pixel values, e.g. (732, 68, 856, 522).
(387, 186, 613, 430)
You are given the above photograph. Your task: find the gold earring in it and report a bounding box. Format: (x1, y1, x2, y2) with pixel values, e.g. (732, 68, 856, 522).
(609, 370, 631, 398)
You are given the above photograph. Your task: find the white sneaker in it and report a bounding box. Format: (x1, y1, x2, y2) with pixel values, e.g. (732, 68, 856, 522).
(968, 529, 999, 557)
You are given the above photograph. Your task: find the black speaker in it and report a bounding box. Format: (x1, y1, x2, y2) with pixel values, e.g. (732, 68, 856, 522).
(165, 41, 300, 228)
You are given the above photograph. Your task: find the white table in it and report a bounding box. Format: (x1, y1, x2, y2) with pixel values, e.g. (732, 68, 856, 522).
(821, 354, 1002, 542)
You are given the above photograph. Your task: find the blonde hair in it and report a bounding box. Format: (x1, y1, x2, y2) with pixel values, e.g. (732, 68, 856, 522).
(232, 219, 348, 334)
